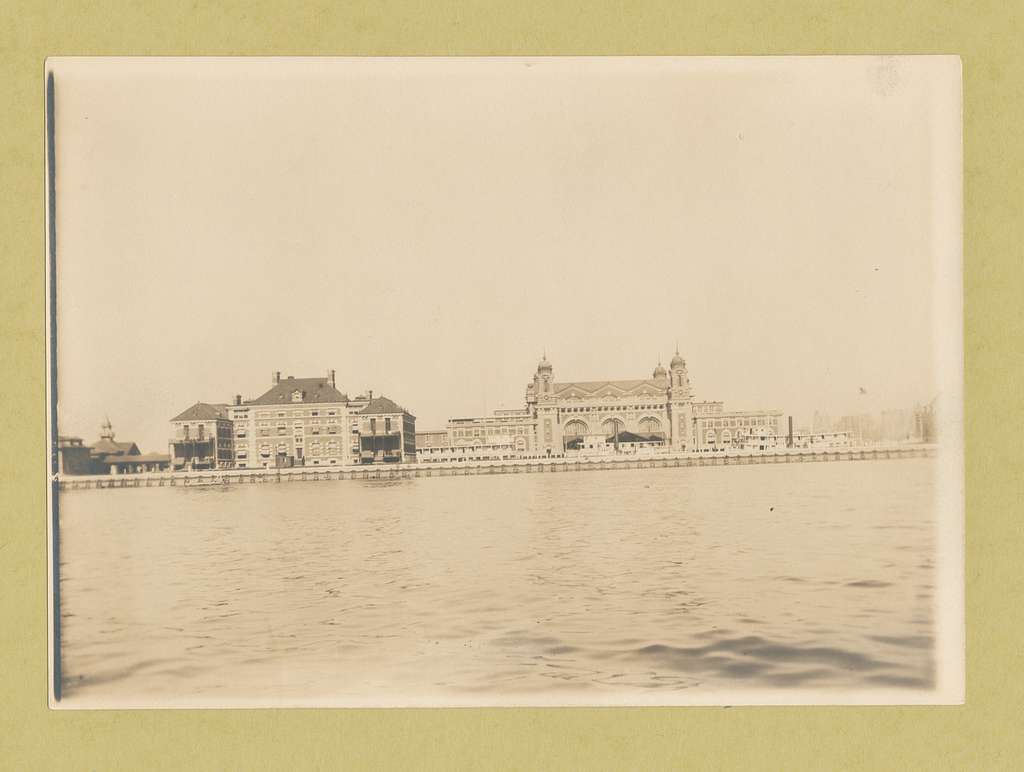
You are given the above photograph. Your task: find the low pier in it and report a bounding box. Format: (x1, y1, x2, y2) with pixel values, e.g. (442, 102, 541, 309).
(58, 445, 936, 491)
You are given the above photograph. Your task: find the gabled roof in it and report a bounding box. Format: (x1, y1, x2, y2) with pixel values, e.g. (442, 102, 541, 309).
(247, 377, 348, 406)
(553, 379, 667, 397)
(358, 395, 409, 416)
(91, 439, 140, 456)
(171, 402, 229, 422)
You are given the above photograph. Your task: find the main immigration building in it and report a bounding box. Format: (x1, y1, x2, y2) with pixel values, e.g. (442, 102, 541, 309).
(416, 351, 784, 460)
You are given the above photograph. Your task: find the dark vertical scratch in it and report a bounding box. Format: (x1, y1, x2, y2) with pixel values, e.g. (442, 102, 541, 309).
(47, 69, 62, 703)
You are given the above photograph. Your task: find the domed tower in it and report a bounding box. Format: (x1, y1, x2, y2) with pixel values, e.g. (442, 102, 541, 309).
(667, 347, 693, 451)
(534, 354, 554, 397)
(527, 353, 560, 457)
(100, 416, 115, 441)
(669, 349, 691, 395)
(652, 360, 668, 384)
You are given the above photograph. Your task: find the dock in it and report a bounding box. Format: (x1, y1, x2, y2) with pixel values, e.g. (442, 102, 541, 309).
(57, 445, 936, 491)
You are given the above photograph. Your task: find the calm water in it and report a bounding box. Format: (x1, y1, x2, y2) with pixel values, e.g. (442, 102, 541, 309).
(57, 459, 937, 706)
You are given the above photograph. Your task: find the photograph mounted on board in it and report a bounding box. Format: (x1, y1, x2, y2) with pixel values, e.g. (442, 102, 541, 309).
(45, 56, 963, 707)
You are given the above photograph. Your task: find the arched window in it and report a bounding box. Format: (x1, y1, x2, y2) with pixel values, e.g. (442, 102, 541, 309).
(705, 429, 716, 444)
(639, 416, 662, 434)
(722, 429, 733, 443)
(564, 420, 589, 437)
(602, 418, 624, 438)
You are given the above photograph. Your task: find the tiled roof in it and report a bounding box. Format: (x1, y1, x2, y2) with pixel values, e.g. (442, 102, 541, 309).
(171, 402, 229, 422)
(247, 377, 349, 406)
(91, 439, 140, 456)
(358, 395, 409, 415)
(553, 379, 667, 397)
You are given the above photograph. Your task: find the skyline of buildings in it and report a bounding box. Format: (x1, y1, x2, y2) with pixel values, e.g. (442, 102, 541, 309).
(57, 349, 941, 474)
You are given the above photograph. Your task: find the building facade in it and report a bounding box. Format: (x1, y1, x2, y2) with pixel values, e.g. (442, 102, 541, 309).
(690, 402, 785, 452)
(169, 403, 233, 470)
(170, 371, 416, 470)
(416, 350, 783, 460)
(57, 419, 168, 475)
(529, 352, 783, 455)
(355, 395, 417, 464)
(57, 435, 96, 475)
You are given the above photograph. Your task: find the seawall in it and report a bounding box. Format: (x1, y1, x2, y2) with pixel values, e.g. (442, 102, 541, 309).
(58, 445, 936, 491)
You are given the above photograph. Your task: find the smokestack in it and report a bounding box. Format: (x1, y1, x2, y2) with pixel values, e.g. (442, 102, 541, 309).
(273, 371, 281, 385)
(368, 389, 373, 400)
(234, 394, 242, 406)
(328, 369, 336, 388)
(787, 416, 794, 448)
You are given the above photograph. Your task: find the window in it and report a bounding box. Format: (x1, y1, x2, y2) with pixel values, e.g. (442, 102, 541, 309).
(183, 425, 190, 439)
(564, 420, 589, 437)
(197, 424, 205, 440)
(639, 416, 662, 434)
(385, 417, 392, 433)
(370, 418, 377, 434)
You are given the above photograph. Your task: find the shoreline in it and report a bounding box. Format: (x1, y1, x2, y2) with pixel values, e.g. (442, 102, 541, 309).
(57, 444, 936, 491)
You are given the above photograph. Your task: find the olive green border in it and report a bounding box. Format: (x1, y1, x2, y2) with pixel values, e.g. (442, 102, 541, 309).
(2, 1, 1019, 769)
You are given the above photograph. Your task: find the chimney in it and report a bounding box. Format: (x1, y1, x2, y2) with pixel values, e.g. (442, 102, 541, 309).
(787, 416, 794, 448)
(234, 394, 242, 406)
(273, 371, 281, 385)
(328, 369, 336, 388)
(368, 389, 373, 400)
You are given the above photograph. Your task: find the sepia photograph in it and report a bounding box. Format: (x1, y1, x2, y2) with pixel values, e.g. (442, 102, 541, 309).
(46, 56, 963, 708)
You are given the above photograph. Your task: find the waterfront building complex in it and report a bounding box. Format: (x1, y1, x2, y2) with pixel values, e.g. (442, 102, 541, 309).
(53, 350, 905, 476)
(57, 419, 170, 475)
(169, 371, 416, 470)
(415, 351, 786, 461)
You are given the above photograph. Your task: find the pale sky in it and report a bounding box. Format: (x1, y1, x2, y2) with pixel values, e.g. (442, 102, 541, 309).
(50, 57, 961, 452)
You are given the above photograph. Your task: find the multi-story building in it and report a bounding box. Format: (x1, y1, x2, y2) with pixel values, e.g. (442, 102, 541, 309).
(236, 371, 353, 469)
(354, 395, 417, 464)
(529, 352, 782, 455)
(170, 370, 416, 469)
(690, 402, 785, 452)
(416, 350, 783, 460)
(525, 353, 689, 455)
(169, 402, 233, 470)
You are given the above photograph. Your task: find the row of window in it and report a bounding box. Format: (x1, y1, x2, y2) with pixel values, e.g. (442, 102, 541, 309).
(452, 426, 530, 438)
(562, 405, 662, 413)
(698, 417, 778, 428)
(251, 409, 343, 419)
(256, 418, 341, 427)
(237, 458, 341, 468)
